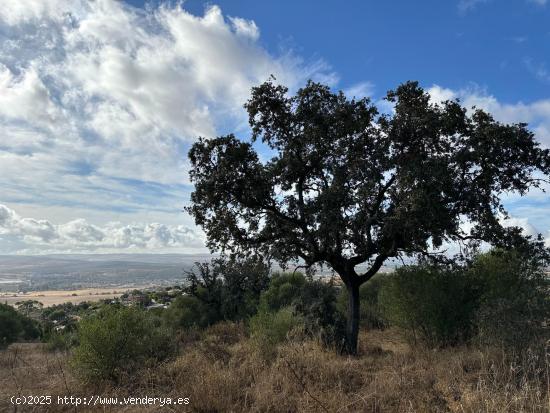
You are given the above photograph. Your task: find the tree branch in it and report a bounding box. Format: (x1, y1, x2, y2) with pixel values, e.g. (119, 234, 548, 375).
(357, 254, 388, 283)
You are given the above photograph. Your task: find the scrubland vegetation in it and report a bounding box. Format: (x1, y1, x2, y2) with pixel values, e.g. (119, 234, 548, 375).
(1, 250, 548, 412)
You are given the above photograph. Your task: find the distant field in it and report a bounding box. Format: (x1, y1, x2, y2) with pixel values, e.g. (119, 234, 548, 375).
(0, 287, 144, 307)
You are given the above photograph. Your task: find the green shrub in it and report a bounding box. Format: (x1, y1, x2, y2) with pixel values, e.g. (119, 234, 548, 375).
(164, 294, 213, 329)
(294, 279, 346, 347)
(249, 307, 303, 357)
(46, 331, 78, 352)
(259, 273, 345, 347)
(379, 265, 479, 347)
(260, 272, 306, 312)
(470, 250, 550, 352)
(378, 249, 549, 352)
(0, 303, 40, 348)
(14, 300, 43, 317)
(184, 256, 270, 324)
(71, 306, 174, 383)
(0, 305, 21, 348)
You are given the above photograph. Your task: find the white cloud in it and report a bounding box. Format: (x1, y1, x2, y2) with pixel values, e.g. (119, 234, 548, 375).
(0, 0, 76, 25)
(458, 0, 545, 13)
(524, 58, 550, 83)
(0, 1, 334, 186)
(0, 1, 336, 253)
(500, 215, 540, 237)
(499, 214, 550, 249)
(458, 0, 490, 14)
(229, 16, 260, 40)
(344, 81, 375, 99)
(0, 204, 204, 253)
(0, 66, 60, 128)
(428, 84, 550, 147)
(426, 84, 550, 241)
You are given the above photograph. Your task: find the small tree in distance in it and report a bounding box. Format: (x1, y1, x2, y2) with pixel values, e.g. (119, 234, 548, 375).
(186, 78, 550, 354)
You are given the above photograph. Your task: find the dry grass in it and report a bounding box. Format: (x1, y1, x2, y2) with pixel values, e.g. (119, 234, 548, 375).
(0, 286, 154, 307)
(1, 327, 548, 412)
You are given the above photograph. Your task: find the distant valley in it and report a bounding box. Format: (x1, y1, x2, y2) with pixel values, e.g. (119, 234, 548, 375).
(0, 254, 212, 292)
(0, 253, 396, 295)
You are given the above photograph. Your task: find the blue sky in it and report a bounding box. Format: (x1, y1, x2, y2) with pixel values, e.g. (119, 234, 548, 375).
(0, 0, 548, 254)
(128, 0, 550, 102)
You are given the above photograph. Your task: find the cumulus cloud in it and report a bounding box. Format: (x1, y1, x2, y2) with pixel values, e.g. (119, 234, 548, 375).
(0, 1, 334, 187)
(0, 1, 337, 253)
(2, 0, 549, 255)
(427, 84, 550, 147)
(499, 215, 540, 237)
(0, 204, 204, 253)
(499, 215, 550, 249)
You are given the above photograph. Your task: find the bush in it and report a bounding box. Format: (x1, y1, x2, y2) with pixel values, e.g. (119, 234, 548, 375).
(0, 303, 40, 348)
(71, 306, 174, 383)
(249, 307, 303, 357)
(294, 279, 346, 347)
(259, 273, 345, 347)
(260, 272, 306, 312)
(184, 256, 270, 325)
(378, 249, 550, 352)
(379, 265, 479, 347)
(470, 250, 550, 353)
(164, 294, 213, 329)
(46, 331, 78, 352)
(0, 305, 21, 348)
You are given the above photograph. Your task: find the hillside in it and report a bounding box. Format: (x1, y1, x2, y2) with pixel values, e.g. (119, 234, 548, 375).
(1, 327, 546, 412)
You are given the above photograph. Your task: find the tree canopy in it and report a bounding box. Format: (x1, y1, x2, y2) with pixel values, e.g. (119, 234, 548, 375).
(186, 79, 550, 353)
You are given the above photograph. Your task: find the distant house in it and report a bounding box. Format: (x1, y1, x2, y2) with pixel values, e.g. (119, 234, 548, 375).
(126, 292, 150, 306)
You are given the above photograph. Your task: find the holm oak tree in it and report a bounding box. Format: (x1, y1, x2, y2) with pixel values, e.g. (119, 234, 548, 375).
(186, 79, 550, 354)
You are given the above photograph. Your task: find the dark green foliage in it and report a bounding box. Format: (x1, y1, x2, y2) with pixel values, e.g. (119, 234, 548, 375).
(260, 272, 306, 312)
(47, 309, 67, 322)
(379, 266, 479, 347)
(71, 306, 174, 383)
(184, 256, 270, 325)
(187, 78, 550, 353)
(164, 294, 212, 329)
(15, 300, 43, 317)
(18, 313, 40, 340)
(0, 303, 40, 348)
(294, 279, 346, 346)
(378, 249, 550, 350)
(0, 304, 22, 348)
(470, 250, 550, 352)
(259, 273, 346, 346)
(46, 331, 78, 352)
(39, 301, 97, 348)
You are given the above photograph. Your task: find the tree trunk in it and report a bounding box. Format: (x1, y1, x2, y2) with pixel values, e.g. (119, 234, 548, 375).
(345, 282, 360, 355)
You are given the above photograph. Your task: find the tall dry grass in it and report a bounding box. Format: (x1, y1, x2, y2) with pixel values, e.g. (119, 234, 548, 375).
(0, 325, 548, 412)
